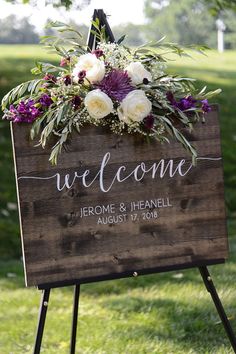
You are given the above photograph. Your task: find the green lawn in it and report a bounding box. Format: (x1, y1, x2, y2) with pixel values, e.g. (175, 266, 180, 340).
(0, 45, 236, 353)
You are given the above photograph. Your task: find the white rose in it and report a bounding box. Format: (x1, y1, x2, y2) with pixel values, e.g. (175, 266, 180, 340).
(72, 53, 105, 84)
(125, 62, 152, 85)
(118, 90, 152, 123)
(84, 89, 113, 119)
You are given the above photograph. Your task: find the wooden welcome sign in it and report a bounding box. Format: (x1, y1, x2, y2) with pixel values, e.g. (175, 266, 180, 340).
(11, 105, 228, 287)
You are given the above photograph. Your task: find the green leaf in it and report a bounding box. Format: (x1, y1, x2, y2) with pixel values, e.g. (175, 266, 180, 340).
(117, 35, 126, 45)
(40, 117, 57, 147)
(49, 143, 62, 166)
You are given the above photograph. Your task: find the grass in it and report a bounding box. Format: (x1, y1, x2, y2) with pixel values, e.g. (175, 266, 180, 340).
(0, 45, 236, 353)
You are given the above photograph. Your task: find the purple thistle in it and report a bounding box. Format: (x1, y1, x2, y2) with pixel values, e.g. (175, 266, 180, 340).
(96, 69, 134, 101)
(201, 99, 211, 113)
(39, 94, 53, 107)
(143, 114, 155, 130)
(9, 100, 40, 123)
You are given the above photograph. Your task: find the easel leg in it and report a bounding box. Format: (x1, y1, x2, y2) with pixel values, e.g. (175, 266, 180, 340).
(199, 266, 236, 352)
(70, 284, 80, 354)
(33, 289, 51, 354)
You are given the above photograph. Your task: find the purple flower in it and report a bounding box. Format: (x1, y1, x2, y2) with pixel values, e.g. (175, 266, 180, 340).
(143, 114, 155, 130)
(201, 99, 211, 113)
(71, 95, 82, 109)
(64, 75, 72, 86)
(92, 49, 104, 58)
(9, 100, 40, 123)
(39, 94, 53, 107)
(178, 96, 197, 110)
(166, 91, 177, 106)
(96, 69, 134, 101)
(167, 92, 196, 111)
(78, 70, 86, 83)
(143, 78, 150, 85)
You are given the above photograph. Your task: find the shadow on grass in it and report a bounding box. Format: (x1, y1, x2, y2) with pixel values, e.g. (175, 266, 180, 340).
(99, 295, 235, 352)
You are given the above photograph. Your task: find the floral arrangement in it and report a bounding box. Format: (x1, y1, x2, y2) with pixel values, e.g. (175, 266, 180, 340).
(1, 20, 220, 165)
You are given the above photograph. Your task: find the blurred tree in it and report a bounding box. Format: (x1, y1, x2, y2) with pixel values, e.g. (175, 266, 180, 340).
(112, 24, 147, 46)
(5, 0, 91, 10)
(146, 0, 236, 13)
(0, 15, 39, 43)
(144, 0, 236, 49)
(205, 0, 236, 14)
(144, 0, 216, 46)
(223, 10, 236, 49)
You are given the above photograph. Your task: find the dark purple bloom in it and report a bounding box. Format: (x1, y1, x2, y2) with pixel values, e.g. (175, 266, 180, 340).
(71, 95, 82, 109)
(143, 78, 150, 85)
(177, 96, 197, 111)
(43, 74, 56, 83)
(9, 100, 40, 123)
(96, 69, 134, 101)
(39, 94, 53, 107)
(64, 75, 72, 86)
(78, 70, 86, 83)
(143, 114, 155, 130)
(166, 91, 177, 106)
(92, 49, 104, 58)
(201, 99, 211, 113)
(167, 92, 196, 111)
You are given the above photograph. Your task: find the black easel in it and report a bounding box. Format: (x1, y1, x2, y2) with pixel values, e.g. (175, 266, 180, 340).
(33, 266, 236, 353)
(33, 9, 236, 354)
(87, 8, 115, 52)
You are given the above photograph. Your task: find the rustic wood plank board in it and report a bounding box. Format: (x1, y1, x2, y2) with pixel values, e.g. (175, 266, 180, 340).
(11, 105, 228, 287)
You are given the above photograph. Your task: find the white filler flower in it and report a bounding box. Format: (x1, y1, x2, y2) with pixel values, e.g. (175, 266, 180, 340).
(118, 90, 152, 123)
(72, 53, 105, 84)
(84, 89, 113, 119)
(125, 62, 152, 85)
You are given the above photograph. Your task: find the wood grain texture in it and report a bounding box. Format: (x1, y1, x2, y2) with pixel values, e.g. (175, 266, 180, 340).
(11, 105, 228, 287)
